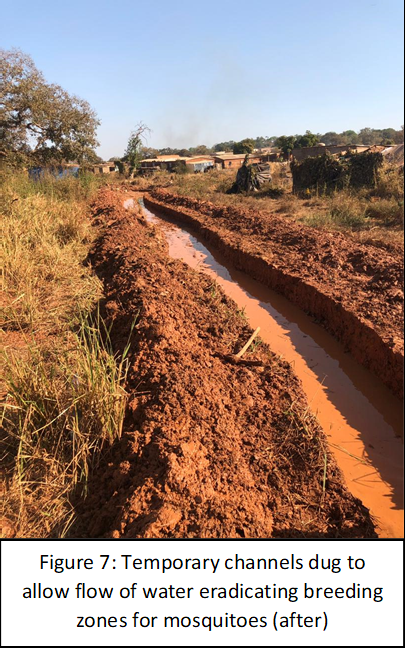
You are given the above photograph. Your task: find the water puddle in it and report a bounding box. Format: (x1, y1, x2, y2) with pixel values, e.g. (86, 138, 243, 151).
(125, 196, 403, 538)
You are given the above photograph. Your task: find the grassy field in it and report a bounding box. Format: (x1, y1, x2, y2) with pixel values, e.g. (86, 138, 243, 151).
(1, 171, 129, 538)
(135, 164, 404, 249)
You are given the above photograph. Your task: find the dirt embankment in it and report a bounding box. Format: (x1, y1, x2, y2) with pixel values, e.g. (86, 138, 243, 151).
(145, 190, 404, 399)
(72, 189, 376, 539)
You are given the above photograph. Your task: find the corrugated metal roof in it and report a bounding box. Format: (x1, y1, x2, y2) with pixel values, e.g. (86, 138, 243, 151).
(185, 156, 214, 163)
(141, 156, 188, 163)
(213, 153, 259, 160)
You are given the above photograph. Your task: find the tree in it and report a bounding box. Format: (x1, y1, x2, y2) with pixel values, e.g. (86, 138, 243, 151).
(274, 135, 297, 158)
(380, 128, 397, 143)
(295, 130, 320, 148)
(213, 141, 234, 152)
(358, 127, 378, 145)
(321, 131, 342, 146)
(341, 130, 358, 145)
(141, 146, 159, 159)
(188, 144, 211, 156)
(1, 48, 100, 165)
(393, 126, 404, 144)
(254, 136, 266, 150)
(233, 138, 255, 154)
(123, 122, 151, 175)
(158, 147, 180, 156)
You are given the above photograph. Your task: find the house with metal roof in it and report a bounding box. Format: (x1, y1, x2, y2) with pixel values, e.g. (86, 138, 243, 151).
(140, 155, 214, 173)
(213, 153, 261, 169)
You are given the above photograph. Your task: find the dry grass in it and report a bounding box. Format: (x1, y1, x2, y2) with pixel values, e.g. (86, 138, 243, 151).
(296, 168, 404, 247)
(1, 171, 131, 538)
(142, 164, 403, 248)
(2, 190, 101, 331)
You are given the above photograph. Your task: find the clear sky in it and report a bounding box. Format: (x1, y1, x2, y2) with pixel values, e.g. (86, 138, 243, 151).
(2, 0, 404, 159)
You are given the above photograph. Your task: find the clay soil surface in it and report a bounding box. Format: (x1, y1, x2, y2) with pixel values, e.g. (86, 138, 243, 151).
(146, 189, 404, 398)
(72, 189, 376, 538)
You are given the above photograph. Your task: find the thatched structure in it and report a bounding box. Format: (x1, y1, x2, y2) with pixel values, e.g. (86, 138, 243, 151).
(292, 151, 384, 194)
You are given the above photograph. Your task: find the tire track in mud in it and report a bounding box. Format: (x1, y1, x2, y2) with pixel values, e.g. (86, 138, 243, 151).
(145, 192, 403, 400)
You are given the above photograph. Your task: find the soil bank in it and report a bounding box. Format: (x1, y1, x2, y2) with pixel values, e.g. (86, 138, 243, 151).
(138, 197, 403, 538)
(72, 189, 376, 539)
(145, 189, 403, 400)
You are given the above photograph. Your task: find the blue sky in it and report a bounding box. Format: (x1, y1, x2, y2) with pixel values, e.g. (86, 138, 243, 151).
(2, 0, 404, 159)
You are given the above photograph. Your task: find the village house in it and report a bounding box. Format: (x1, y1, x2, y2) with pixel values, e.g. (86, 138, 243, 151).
(140, 156, 188, 172)
(260, 149, 282, 163)
(89, 162, 118, 174)
(185, 156, 214, 172)
(213, 153, 261, 169)
(140, 155, 214, 173)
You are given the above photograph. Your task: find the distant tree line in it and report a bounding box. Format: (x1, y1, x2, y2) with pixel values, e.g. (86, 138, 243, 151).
(134, 126, 403, 162)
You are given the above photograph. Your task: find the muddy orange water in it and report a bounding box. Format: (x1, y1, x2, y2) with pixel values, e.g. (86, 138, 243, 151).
(125, 198, 403, 538)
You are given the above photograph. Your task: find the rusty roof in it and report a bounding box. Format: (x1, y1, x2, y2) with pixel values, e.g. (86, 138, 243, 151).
(141, 156, 188, 163)
(213, 153, 260, 160)
(185, 156, 214, 163)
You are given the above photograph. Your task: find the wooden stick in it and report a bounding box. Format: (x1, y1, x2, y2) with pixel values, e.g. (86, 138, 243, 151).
(235, 327, 261, 359)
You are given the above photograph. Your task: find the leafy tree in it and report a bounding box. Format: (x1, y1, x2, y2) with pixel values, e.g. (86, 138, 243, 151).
(188, 144, 212, 156)
(341, 130, 358, 145)
(295, 130, 320, 148)
(124, 122, 151, 175)
(213, 141, 234, 152)
(141, 146, 159, 159)
(233, 138, 255, 154)
(157, 147, 180, 156)
(254, 136, 266, 150)
(172, 160, 190, 174)
(321, 132, 342, 146)
(274, 135, 297, 158)
(1, 48, 99, 165)
(381, 128, 397, 143)
(358, 127, 377, 145)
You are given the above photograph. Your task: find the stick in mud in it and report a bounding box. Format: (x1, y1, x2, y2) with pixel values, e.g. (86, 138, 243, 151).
(235, 327, 261, 359)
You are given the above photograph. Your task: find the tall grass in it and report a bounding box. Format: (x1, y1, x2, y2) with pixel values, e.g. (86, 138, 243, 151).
(298, 168, 403, 244)
(2, 314, 131, 537)
(1, 171, 131, 537)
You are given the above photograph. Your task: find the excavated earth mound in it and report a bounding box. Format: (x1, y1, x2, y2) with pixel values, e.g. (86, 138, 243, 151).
(146, 189, 403, 399)
(72, 189, 376, 539)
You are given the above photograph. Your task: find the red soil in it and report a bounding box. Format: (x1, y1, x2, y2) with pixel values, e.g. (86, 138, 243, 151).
(145, 190, 403, 399)
(71, 189, 376, 539)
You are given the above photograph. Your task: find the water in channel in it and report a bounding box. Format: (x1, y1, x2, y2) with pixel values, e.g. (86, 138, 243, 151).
(124, 197, 403, 538)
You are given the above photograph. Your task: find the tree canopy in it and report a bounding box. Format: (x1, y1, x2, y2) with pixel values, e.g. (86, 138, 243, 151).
(1, 49, 100, 165)
(295, 130, 320, 148)
(213, 141, 234, 152)
(274, 135, 297, 158)
(233, 138, 255, 154)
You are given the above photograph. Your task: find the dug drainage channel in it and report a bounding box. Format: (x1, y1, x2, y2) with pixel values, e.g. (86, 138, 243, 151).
(124, 197, 403, 538)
